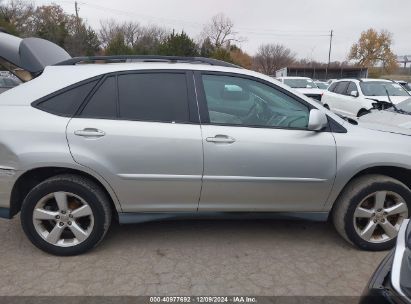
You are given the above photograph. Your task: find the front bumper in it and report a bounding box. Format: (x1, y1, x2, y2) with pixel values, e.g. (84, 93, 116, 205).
(360, 250, 408, 304)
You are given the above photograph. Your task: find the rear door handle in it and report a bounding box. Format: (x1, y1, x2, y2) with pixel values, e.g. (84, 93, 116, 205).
(206, 135, 236, 144)
(74, 128, 105, 138)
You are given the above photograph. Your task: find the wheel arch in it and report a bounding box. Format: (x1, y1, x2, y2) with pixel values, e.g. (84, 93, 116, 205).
(9, 166, 121, 218)
(329, 165, 411, 214)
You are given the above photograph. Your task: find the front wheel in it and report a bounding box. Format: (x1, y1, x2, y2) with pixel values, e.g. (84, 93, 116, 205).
(333, 174, 411, 251)
(21, 174, 112, 256)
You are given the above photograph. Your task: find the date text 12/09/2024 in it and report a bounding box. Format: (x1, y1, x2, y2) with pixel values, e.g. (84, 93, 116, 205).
(149, 297, 257, 303)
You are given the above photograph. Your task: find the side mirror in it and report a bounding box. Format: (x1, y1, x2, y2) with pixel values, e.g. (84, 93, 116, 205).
(350, 90, 359, 97)
(307, 109, 328, 131)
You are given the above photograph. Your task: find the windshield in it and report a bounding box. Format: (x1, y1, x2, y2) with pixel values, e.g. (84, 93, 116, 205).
(396, 98, 411, 113)
(283, 78, 318, 89)
(360, 82, 410, 97)
(315, 82, 328, 89)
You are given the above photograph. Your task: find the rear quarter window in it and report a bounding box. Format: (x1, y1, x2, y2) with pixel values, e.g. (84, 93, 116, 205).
(33, 80, 98, 117)
(328, 82, 337, 92)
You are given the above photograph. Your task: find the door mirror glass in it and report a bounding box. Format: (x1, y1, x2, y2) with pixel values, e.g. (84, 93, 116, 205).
(350, 90, 359, 97)
(307, 109, 328, 131)
(221, 84, 250, 101)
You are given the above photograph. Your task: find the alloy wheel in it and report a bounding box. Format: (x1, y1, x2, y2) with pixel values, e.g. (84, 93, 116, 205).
(32, 192, 94, 247)
(353, 191, 408, 243)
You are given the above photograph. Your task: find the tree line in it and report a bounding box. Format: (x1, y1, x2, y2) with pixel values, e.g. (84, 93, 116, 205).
(0, 0, 398, 75)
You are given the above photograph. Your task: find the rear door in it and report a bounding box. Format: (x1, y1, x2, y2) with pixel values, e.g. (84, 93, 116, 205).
(66, 71, 203, 212)
(330, 81, 351, 116)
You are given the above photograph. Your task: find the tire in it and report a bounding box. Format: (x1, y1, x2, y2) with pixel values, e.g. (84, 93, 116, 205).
(20, 174, 112, 256)
(333, 174, 411, 251)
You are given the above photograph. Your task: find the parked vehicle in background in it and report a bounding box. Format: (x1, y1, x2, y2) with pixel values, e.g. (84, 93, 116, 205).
(395, 80, 411, 93)
(314, 81, 329, 90)
(359, 97, 411, 130)
(0, 76, 20, 93)
(322, 79, 411, 118)
(3, 33, 411, 256)
(360, 219, 411, 304)
(277, 76, 323, 102)
(327, 79, 337, 85)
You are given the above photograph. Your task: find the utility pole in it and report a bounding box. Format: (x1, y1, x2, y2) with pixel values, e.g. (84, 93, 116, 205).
(74, 1, 80, 33)
(325, 30, 333, 80)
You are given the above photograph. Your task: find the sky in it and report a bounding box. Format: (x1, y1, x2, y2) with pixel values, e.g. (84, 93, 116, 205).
(36, 0, 411, 62)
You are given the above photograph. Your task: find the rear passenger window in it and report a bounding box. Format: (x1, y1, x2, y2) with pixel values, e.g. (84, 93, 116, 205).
(118, 73, 189, 123)
(35, 80, 97, 116)
(334, 82, 349, 95)
(328, 82, 337, 92)
(80, 76, 117, 119)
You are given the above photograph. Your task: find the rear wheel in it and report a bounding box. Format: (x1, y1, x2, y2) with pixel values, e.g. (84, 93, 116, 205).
(21, 174, 112, 256)
(333, 174, 411, 251)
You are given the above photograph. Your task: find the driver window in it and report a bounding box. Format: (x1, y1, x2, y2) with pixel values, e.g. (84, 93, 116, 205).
(201, 74, 309, 129)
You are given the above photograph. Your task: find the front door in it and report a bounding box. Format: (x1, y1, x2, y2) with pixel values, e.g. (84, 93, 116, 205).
(195, 72, 337, 212)
(67, 71, 203, 212)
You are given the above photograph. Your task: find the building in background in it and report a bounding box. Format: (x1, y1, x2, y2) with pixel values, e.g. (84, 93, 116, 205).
(275, 66, 368, 80)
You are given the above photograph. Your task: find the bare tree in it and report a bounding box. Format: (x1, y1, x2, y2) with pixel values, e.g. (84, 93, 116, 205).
(201, 13, 242, 49)
(99, 20, 141, 48)
(99, 20, 168, 54)
(253, 44, 296, 75)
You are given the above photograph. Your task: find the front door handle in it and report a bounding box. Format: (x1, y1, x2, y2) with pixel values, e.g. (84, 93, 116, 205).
(206, 135, 236, 144)
(74, 128, 105, 138)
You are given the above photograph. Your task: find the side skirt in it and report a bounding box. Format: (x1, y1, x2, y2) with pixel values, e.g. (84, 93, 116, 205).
(118, 211, 329, 224)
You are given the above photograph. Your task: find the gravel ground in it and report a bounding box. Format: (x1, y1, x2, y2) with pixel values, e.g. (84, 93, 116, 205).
(0, 217, 386, 296)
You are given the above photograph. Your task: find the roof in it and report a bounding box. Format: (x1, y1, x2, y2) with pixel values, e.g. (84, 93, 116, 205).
(0, 62, 281, 106)
(334, 78, 393, 83)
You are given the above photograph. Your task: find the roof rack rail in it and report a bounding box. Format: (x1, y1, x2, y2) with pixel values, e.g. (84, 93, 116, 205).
(55, 55, 242, 69)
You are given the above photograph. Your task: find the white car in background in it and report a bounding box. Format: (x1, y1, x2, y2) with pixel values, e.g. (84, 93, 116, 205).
(322, 78, 411, 118)
(277, 76, 323, 103)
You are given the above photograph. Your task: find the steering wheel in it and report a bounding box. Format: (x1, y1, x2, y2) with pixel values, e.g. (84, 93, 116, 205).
(243, 97, 271, 124)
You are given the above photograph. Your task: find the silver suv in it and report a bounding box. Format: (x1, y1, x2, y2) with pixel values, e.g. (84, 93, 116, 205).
(1, 33, 411, 255)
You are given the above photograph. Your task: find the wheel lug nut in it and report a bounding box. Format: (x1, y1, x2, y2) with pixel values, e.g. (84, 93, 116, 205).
(59, 222, 64, 226)
(61, 211, 66, 214)
(55, 215, 60, 219)
(68, 221, 72, 226)
(69, 214, 73, 218)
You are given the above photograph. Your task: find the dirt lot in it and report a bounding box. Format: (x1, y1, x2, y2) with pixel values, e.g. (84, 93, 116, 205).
(0, 217, 386, 296)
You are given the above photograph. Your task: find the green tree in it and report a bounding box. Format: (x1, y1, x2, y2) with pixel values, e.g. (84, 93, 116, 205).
(158, 30, 199, 56)
(28, 5, 70, 47)
(105, 32, 134, 55)
(200, 37, 214, 57)
(210, 47, 232, 62)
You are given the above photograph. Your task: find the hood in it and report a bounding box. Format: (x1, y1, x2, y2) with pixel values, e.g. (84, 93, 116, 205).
(366, 95, 410, 105)
(358, 111, 411, 136)
(0, 32, 71, 81)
